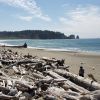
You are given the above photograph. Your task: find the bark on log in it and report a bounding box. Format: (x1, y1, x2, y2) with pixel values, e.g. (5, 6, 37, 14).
(54, 69, 100, 91)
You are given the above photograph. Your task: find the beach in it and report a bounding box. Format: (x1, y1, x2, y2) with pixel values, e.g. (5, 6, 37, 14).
(1, 46, 100, 83)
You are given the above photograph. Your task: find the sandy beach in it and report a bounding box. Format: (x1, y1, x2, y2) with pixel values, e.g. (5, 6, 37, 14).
(0, 46, 100, 83)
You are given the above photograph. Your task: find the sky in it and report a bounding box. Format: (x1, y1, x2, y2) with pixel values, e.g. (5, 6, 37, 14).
(0, 0, 100, 38)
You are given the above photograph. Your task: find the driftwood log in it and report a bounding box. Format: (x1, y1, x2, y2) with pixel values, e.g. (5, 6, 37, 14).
(46, 71, 89, 93)
(54, 69, 100, 91)
(32, 72, 46, 79)
(46, 87, 82, 100)
(5, 59, 37, 69)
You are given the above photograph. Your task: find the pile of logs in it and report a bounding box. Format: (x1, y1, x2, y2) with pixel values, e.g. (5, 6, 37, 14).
(0, 49, 100, 100)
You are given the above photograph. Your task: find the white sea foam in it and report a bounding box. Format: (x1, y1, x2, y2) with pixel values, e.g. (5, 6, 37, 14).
(28, 46, 100, 55)
(0, 42, 17, 46)
(28, 46, 80, 52)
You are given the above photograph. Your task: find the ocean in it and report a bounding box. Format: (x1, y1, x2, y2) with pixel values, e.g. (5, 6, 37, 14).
(0, 39, 100, 53)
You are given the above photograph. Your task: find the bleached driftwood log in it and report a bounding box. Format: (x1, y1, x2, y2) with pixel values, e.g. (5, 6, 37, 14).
(32, 72, 46, 79)
(0, 59, 17, 65)
(46, 87, 81, 100)
(42, 57, 57, 62)
(18, 65, 27, 75)
(5, 59, 37, 69)
(15, 81, 31, 89)
(46, 71, 89, 93)
(54, 69, 100, 91)
(46, 86, 67, 100)
(0, 70, 9, 77)
(37, 78, 68, 83)
(13, 66, 20, 74)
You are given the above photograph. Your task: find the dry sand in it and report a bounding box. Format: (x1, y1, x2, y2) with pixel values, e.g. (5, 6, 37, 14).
(0, 47, 100, 83)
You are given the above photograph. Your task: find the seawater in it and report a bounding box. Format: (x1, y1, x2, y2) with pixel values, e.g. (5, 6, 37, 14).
(0, 39, 100, 53)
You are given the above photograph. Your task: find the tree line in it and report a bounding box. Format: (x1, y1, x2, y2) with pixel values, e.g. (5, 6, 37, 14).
(0, 30, 79, 39)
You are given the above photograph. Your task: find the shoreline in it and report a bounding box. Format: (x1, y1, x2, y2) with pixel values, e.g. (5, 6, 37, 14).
(28, 46, 100, 56)
(29, 47, 100, 57)
(0, 46, 100, 83)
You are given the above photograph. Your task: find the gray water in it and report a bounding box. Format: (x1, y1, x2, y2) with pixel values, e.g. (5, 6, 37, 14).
(0, 39, 100, 53)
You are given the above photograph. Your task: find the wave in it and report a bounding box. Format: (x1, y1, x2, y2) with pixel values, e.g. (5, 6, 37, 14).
(0, 39, 100, 54)
(28, 46, 100, 55)
(28, 46, 81, 52)
(0, 42, 17, 46)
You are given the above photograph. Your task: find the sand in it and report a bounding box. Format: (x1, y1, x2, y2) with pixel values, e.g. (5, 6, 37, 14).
(0, 47, 100, 83)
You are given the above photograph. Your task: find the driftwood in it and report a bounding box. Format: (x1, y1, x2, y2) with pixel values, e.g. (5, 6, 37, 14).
(37, 78, 68, 83)
(0, 93, 18, 100)
(46, 71, 89, 93)
(47, 89, 100, 100)
(42, 57, 57, 62)
(0, 86, 10, 93)
(0, 70, 8, 77)
(32, 72, 46, 79)
(4, 59, 37, 69)
(47, 86, 66, 99)
(19, 65, 27, 75)
(0, 59, 17, 65)
(54, 69, 100, 91)
(88, 73, 97, 82)
(0, 49, 100, 99)
(0, 44, 27, 48)
(13, 66, 20, 74)
(15, 81, 35, 91)
(46, 87, 81, 100)
(0, 61, 3, 68)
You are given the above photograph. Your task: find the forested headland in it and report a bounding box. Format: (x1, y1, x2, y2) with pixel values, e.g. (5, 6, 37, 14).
(0, 30, 79, 39)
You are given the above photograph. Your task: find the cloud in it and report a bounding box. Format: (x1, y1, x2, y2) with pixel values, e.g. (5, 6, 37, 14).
(18, 16, 33, 21)
(58, 6, 100, 38)
(0, 0, 51, 21)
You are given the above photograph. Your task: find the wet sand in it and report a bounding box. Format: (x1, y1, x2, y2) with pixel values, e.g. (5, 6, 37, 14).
(0, 47, 100, 83)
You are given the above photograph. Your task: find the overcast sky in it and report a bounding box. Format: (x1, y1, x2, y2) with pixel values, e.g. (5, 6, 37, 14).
(0, 0, 100, 38)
